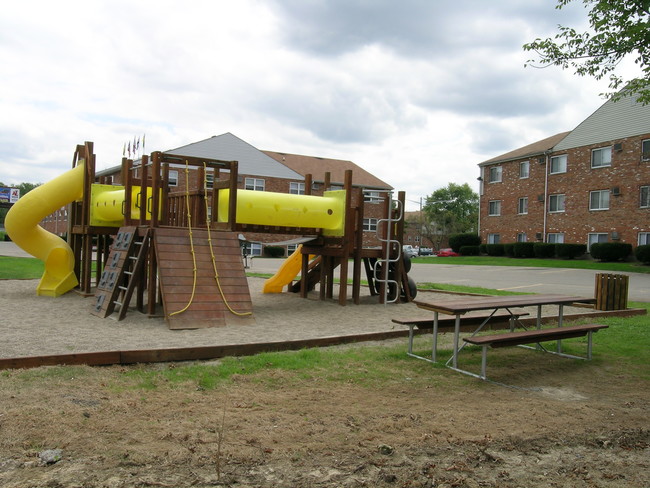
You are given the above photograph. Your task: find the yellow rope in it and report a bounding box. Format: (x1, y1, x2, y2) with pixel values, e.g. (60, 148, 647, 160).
(203, 163, 252, 316)
(169, 162, 198, 316)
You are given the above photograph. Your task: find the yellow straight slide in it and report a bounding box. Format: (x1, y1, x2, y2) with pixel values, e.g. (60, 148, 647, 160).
(5, 163, 85, 296)
(263, 245, 305, 293)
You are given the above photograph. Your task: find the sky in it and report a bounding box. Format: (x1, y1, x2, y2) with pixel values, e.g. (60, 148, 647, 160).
(0, 0, 641, 211)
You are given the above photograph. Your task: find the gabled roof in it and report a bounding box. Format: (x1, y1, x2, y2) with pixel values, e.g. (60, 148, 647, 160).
(479, 131, 571, 166)
(165, 133, 303, 180)
(555, 92, 650, 151)
(262, 150, 392, 190)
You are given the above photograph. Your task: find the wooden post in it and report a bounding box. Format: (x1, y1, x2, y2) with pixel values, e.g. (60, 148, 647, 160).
(338, 170, 353, 305)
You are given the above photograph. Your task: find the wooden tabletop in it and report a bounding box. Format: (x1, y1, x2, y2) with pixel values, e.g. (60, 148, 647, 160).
(414, 294, 595, 315)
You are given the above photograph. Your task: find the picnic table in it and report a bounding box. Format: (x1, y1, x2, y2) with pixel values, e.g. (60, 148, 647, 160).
(409, 294, 604, 385)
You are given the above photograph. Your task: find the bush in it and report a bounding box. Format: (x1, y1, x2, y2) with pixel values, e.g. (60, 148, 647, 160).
(264, 246, 285, 258)
(459, 245, 480, 256)
(485, 244, 505, 256)
(590, 242, 633, 262)
(555, 243, 587, 259)
(449, 233, 481, 252)
(533, 242, 556, 258)
(635, 244, 650, 264)
(513, 242, 535, 258)
(503, 243, 516, 257)
(479, 244, 487, 255)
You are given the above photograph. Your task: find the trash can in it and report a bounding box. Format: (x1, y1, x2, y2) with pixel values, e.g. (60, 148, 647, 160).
(594, 273, 629, 310)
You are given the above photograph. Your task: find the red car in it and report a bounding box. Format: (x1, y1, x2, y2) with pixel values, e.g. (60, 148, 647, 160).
(435, 248, 459, 257)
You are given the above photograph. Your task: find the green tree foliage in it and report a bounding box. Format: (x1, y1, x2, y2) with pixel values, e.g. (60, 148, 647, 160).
(423, 183, 479, 245)
(0, 181, 41, 226)
(523, 0, 650, 104)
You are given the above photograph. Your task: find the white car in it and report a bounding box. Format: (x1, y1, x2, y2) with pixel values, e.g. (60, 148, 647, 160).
(402, 245, 418, 258)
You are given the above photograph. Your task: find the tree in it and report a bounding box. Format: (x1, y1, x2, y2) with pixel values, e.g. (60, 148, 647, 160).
(523, 0, 650, 104)
(0, 182, 41, 227)
(422, 183, 479, 248)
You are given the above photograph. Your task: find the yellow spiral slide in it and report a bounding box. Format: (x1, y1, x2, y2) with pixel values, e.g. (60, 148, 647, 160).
(5, 163, 85, 297)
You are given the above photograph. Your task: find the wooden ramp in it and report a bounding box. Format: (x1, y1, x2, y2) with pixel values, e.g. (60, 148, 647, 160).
(154, 228, 254, 329)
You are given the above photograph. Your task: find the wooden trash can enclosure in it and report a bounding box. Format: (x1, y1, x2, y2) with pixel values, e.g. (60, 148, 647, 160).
(594, 273, 629, 310)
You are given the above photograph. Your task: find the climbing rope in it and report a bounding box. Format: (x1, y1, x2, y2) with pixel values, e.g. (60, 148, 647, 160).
(169, 162, 198, 316)
(203, 162, 252, 316)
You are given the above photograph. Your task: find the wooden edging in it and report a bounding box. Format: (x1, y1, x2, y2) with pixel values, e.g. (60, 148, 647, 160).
(0, 308, 645, 371)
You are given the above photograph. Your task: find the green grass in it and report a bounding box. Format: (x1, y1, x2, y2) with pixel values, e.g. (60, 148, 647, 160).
(418, 282, 531, 295)
(0, 256, 44, 279)
(412, 255, 650, 274)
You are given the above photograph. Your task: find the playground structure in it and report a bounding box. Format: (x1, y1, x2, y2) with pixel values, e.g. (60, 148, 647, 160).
(5, 141, 414, 329)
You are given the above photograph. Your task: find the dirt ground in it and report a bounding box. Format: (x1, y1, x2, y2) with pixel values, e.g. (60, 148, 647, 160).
(1, 346, 648, 488)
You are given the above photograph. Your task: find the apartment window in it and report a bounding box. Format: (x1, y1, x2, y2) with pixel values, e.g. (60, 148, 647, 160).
(639, 232, 650, 245)
(640, 186, 650, 208)
(642, 139, 650, 161)
(488, 200, 501, 216)
(205, 173, 214, 189)
(591, 146, 612, 168)
(519, 161, 530, 178)
(245, 178, 265, 191)
(287, 244, 298, 254)
(547, 232, 565, 244)
(588, 233, 608, 251)
(330, 184, 344, 191)
(363, 218, 378, 232)
(550, 154, 567, 174)
(242, 242, 262, 257)
(590, 190, 610, 210)
(517, 233, 527, 242)
(489, 166, 502, 183)
(168, 170, 178, 187)
(289, 182, 305, 195)
(363, 190, 382, 203)
(517, 197, 528, 215)
(487, 233, 500, 244)
(549, 194, 565, 213)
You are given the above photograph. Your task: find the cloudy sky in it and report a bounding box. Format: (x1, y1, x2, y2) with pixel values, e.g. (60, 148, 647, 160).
(0, 0, 639, 210)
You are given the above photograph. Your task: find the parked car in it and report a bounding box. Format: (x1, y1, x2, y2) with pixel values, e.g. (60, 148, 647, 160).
(435, 248, 459, 257)
(418, 247, 433, 256)
(402, 245, 418, 258)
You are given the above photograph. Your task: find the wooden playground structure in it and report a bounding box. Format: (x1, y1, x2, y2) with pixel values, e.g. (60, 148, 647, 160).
(66, 141, 413, 329)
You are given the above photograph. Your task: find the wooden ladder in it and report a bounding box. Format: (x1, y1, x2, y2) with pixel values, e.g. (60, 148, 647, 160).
(90, 226, 150, 320)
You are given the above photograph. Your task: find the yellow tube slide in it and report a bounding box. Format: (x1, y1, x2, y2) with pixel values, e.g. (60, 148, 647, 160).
(218, 189, 346, 236)
(263, 245, 304, 293)
(5, 163, 85, 297)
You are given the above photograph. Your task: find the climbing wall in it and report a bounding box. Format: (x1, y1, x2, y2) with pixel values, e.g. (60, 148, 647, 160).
(154, 228, 254, 329)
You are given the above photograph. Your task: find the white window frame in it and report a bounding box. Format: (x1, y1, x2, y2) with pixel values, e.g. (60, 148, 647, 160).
(289, 182, 305, 195)
(550, 154, 567, 174)
(548, 194, 565, 213)
(488, 200, 501, 216)
(591, 146, 612, 168)
(287, 244, 299, 254)
(168, 169, 179, 187)
(588, 233, 608, 251)
(589, 190, 610, 211)
(639, 232, 650, 245)
(243, 242, 262, 257)
(363, 190, 382, 204)
(245, 177, 265, 191)
(489, 166, 502, 183)
(642, 139, 650, 162)
(487, 233, 500, 244)
(205, 172, 214, 189)
(547, 232, 565, 244)
(519, 161, 530, 179)
(516, 233, 527, 242)
(640, 186, 650, 208)
(517, 197, 528, 215)
(362, 218, 378, 232)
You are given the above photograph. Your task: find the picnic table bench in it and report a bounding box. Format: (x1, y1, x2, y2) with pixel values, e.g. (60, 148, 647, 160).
(462, 323, 609, 382)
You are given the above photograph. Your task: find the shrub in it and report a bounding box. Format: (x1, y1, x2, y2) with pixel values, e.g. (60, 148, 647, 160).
(555, 243, 587, 259)
(635, 244, 650, 264)
(533, 242, 556, 258)
(449, 233, 481, 252)
(459, 245, 480, 256)
(485, 244, 505, 256)
(264, 246, 285, 258)
(503, 243, 516, 257)
(513, 242, 535, 258)
(590, 242, 633, 262)
(479, 244, 487, 255)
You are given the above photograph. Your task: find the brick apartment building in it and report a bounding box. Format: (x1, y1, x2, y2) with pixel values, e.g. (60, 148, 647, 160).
(84, 132, 395, 256)
(478, 93, 650, 251)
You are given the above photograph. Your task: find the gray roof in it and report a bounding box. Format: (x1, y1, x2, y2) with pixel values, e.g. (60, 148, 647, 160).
(165, 133, 303, 180)
(479, 132, 570, 166)
(555, 92, 650, 151)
